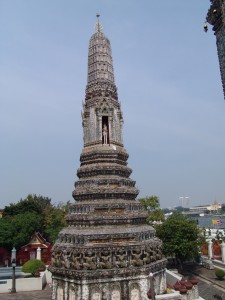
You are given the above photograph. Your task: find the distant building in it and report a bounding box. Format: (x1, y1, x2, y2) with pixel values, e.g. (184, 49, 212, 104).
(189, 202, 222, 214)
(0, 247, 10, 267)
(17, 232, 52, 265)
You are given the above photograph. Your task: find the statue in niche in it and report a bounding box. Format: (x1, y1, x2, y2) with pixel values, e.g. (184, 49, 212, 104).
(102, 124, 108, 144)
(68, 284, 76, 300)
(111, 290, 121, 300)
(131, 288, 140, 300)
(92, 292, 101, 300)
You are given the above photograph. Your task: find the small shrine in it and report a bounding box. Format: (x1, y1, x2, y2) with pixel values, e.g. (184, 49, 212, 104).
(17, 232, 52, 265)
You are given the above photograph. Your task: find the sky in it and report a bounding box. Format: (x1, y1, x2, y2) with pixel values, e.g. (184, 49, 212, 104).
(1, 0, 225, 209)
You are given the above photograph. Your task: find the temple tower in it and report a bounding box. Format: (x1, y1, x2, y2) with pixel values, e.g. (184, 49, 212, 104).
(207, 0, 225, 98)
(49, 17, 167, 300)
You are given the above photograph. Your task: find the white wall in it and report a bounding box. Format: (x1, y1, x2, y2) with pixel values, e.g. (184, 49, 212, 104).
(0, 273, 46, 293)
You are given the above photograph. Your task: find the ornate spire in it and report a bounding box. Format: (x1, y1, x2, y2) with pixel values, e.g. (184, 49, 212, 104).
(95, 13, 102, 32)
(87, 16, 115, 85)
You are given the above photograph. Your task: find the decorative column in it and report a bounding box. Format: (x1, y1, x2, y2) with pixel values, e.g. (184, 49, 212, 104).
(208, 240, 213, 259)
(221, 241, 225, 263)
(36, 247, 41, 260)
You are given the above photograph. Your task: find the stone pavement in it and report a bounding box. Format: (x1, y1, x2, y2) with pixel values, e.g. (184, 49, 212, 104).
(182, 263, 225, 300)
(0, 284, 51, 300)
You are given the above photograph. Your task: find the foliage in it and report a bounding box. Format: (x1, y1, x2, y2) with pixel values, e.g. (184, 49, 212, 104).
(138, 195, 160, 212)
(3, 194, 52, 217)
(138, 195, 165, 226)
(174, 206, 190, 212)
(0, 217, 14, 249)
(22, 259, 46, 276)
(0, 212, 43, 249)
(215, 268, 225, 280)
(0, 194, 69, 248)
(156, 212, 203, 265)
(44, 208, 67, 243)
(147, 209, 165, 224)
(11, 212, 43, 249)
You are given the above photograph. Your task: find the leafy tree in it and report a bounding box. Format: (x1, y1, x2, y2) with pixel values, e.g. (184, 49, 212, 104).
(174, 206, 189, 213)
(0, 212, 43, 249)
(0, 217, 13, 249)
(138, 195, 165, 226)
(138, 195, 160, 212)
(3, 194, 52, 217)
(147, 209, 165, 224)
(11, 212, 44, 248)
(22, 259, 46, 277)
(44, 208, 67, 243)
(0, 194, 69, 248)
(156, 212, 203, 268)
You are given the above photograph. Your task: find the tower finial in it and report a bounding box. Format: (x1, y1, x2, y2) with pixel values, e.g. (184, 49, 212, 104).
(96, 13, 102, 32)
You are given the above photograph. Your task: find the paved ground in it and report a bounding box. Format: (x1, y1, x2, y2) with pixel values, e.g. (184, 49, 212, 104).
(182, 263, 225, 300)
(0, 284, 51, 300)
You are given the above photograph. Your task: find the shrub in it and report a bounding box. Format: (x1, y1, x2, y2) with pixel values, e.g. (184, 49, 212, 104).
(22, 259, 46, 276)
(215, 268, 225, 280)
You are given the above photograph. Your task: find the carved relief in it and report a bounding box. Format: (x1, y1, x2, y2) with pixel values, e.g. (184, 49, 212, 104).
(62, 250, 71, 269)
(99, 250, 112, 269)
(114, 250, 127, 268)
(131, 249, 143, 267)
(83, 251, 97, 270)
(71, 252, 82, 270)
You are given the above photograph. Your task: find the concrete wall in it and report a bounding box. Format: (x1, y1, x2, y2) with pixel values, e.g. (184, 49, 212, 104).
(165, 269, 182, 286)
(0, 272, 46, 293)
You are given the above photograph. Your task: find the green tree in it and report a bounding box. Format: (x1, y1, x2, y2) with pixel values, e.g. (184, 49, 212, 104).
(156, 212, 203, 268)
(44, 208, 67, 243)
(0, 212, 43, 249)
(147, 209, 165, 224)
(3, 194, 52, 217)
(0, 217, 13, 249)
(138, 195, 160, 212)
(138, 195, 165, 226)
(22, 259, 46, 277)
(0, 194, 69, 248)
(11, 212, 43, 249)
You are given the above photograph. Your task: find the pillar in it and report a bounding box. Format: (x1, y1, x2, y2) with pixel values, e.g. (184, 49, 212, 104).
(37, 247, 41, 260)
(208, 240, 213, 259)
(221, 242, 225, 263)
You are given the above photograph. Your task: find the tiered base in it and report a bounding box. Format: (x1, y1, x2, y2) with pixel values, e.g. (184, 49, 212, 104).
(51, 269, 167, 300)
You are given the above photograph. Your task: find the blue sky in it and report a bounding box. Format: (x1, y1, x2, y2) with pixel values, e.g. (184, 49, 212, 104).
(1, 0, 224, 209)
